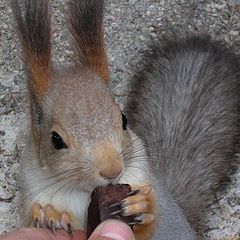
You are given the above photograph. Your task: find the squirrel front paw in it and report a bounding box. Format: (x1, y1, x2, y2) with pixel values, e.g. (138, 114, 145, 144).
(31, 203, 72, 233)
(110, 185, 156, 226)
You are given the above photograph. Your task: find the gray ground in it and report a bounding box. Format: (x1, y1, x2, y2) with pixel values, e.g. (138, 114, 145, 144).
(0, 0, 240, 239)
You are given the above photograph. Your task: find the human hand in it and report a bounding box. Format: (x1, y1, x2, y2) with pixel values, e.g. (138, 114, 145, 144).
(0, 219, 134, 240)
(89, 219, 134, 240)
(0, 228, 84, 240)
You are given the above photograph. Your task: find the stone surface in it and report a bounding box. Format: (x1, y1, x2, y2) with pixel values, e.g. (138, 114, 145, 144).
(0, 0, 239, 238)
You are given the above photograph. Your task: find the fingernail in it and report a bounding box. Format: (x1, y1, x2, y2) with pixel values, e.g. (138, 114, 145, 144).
(94, 220, 134, 240)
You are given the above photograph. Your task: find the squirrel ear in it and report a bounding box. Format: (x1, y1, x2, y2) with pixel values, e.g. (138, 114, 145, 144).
(67, 0, 109, 81)
(11, 0, 52, 99)
(12, 0, 52, 137)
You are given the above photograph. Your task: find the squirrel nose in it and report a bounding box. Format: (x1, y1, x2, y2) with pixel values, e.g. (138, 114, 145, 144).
(96, 143, 124, 181)
(99, 167, 122, 180)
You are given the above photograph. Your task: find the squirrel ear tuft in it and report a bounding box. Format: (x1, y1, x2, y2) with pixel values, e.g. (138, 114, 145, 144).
(67, 0, 109, 81)
(11, 0, 52, 99)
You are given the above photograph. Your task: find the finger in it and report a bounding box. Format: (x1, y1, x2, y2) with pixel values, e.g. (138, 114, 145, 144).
(89, 220, 135, 240)
(0, 228, 86, 240)
(0, 228, 54, 240)
(51, 230, 86, 240)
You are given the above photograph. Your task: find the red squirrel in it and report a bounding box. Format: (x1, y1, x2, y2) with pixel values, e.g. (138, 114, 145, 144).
(11, 0, 239, 239)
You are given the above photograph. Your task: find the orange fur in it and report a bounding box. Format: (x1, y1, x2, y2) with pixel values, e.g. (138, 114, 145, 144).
(31, 203, 81, 230)
(45, 205, 61, 223)
(68, 0, 109, 81)
(11, 0, 52, 141)
(12, 0, 52, 99)
(84, 24, 109, 81)
(32, 203, 44, 225)
(132, 187, 157, 240)
(27, 56, 51, 98)
(87, 50, 109, 82)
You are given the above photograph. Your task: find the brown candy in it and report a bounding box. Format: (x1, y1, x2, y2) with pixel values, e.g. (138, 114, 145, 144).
(87, 184, 134, 238)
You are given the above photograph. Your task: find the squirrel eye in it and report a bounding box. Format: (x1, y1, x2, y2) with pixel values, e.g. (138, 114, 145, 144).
(51, 131, 67, 150)
(122, 113, 128, 131)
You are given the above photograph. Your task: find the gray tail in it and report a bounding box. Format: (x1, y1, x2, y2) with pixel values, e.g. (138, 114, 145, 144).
(126, 35, 240, 229)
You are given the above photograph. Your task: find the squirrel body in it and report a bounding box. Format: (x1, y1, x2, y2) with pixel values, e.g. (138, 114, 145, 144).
(12, 0, 239, 239)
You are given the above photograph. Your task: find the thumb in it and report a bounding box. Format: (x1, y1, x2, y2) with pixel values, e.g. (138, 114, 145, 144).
(89, 220, 135, 240)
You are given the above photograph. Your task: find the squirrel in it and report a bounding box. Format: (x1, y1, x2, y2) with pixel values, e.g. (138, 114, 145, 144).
(11, 0, 239, 239)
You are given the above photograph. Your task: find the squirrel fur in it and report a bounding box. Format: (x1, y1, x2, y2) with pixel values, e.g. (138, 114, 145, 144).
(11, 0, 239, 239)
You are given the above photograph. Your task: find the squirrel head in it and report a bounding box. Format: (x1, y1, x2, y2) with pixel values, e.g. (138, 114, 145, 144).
(36, 69, 127, 191)
(12, 0, 149, 193)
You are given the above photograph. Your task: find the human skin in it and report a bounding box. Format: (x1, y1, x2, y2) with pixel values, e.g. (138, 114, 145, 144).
(0, 220, 134, 240)
(0, 228, 84, 240)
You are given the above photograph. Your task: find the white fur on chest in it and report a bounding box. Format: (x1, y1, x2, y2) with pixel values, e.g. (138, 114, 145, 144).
(20, 134, 151, 230)
(21, 161, 150, 230)
(24, 178, 90, 229)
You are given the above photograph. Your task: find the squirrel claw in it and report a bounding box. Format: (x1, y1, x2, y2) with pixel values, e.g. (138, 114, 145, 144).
(134, 213, 155, 225)
(45, 204, 61, 231)
(32, 203, 45, 228)
(60, 212, 73, 234)
(109, 201, 122, 209)
(33, 218, 42, 228)
(127, 189, 140, 197)
(120, 185, 155, 225)
(110, 209, 123, 216)
(31, 203, 73, 232)
(67, 223, 73, 234)
(127, 213, 155, 225)
(48, 220, 57, 233)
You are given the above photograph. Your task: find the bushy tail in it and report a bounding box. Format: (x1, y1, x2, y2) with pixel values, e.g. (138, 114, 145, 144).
(67, 0, 109, 81)
(126, 35, 240, 229)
